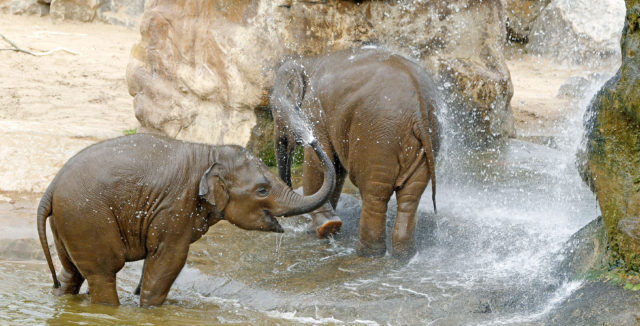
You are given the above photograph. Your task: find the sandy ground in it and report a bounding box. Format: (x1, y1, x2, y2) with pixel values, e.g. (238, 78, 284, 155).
(0, 13, 139, 242)
(0, 13, 613, 243)
(0, 13, 139, 194)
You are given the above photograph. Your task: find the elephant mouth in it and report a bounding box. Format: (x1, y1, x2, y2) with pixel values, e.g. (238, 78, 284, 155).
(264, 210, 284, 233)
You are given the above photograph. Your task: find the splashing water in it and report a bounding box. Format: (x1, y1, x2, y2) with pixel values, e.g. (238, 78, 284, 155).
(0, 46, 621, 326)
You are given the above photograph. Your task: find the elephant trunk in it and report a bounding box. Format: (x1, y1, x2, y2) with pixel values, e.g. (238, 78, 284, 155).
(271, 139, 335, 217)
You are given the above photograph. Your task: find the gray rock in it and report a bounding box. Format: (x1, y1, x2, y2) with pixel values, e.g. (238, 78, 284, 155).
(557, 76, 590, 99)
(49, 0, 144, 27)
(527, 0, 625, 68)
(503, 0, 551, 43)
(543, 281, 640, 326)
(0, 0, 49, 16)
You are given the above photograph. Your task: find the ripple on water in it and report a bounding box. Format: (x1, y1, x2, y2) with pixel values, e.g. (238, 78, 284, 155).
(0, 137, 599, 325)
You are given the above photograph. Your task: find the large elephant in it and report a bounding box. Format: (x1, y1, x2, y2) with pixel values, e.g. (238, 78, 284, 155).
(37, 133, 335, 306)
(271, 47, 440, 258)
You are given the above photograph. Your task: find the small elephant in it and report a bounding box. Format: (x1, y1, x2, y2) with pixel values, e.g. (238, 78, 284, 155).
(271, 47, 440, 258)
(37, 133, 335, 306)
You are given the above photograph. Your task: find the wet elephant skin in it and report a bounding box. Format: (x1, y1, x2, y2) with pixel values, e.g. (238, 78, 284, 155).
(271, 47, 440, 258)
(36, 133, 335, 306)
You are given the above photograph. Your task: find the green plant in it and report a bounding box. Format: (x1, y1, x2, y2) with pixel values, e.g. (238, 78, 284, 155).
(123, 128, 137, 136)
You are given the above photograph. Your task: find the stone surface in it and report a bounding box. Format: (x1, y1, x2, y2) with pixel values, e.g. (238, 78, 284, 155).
(527, 0, 626, 67)
(46, 0, 145, 26)
(581, 0, 640, 271)
(127, 0, 513, 148)
(556, 216, 607, 279)
(543, 280, 640, 325)
(556, 73, 613, 99)
(0, 0, 49, 16)
(49, 0, 100, 21)
(95, 0, 145, 27)
(503, 0, 550, 43)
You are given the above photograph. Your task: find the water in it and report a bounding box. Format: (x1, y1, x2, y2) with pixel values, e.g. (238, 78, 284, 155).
(0, 54, 610, 326)
(0, 132, 600, 325)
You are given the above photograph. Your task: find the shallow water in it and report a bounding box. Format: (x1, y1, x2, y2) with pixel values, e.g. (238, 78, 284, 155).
(0, 135, 599, 325)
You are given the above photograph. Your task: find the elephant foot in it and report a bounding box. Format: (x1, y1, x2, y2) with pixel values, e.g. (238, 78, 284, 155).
(391, 246, 417, 262)
(316, 217, 342, 238)
(356, 241, 386, 257)
(52, 270, 84, 296)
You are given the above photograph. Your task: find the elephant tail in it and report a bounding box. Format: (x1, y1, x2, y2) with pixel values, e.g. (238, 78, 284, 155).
(415, 80, 438, 215)
(37, 182, 60, 289)
(385, 55, 439, 214)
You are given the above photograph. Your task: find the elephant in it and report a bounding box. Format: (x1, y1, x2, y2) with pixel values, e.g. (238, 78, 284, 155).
(271, 47, 440, 258)
(37, 133, 335, 306)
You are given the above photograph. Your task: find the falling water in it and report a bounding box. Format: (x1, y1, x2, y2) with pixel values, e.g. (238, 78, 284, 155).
(0, 63, 613, 324)
(0, 8, 626, 326)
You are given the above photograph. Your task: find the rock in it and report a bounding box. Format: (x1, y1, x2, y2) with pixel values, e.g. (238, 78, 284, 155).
(0, 0, 49, 16)
(503, 0, 550, 43)
(127, 0, 513, 148)
(49, 0, 144, 27)
(581, 0, 640, 272)
(95, 0, 145, 28)
(557, 73, 613, 99)
(618, 216, 640, 261)
(555, 216, 607, 279)
(543, 280, 640, 326)
(527, 0, 626, 68)
(557, 76, 590, 98)
(50, 0, 100, 22)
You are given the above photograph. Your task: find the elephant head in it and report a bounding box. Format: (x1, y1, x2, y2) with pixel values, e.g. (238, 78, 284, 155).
(270, 60, 312, 188)
(198, 140, 335, 232)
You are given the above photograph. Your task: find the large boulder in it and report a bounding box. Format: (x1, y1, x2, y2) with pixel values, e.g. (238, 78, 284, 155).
(0, 0, 49, 16)
(581, 0, 640, 271)
(46, 0, 144, 27)
(503, 0, 550, 43)
(527, 0, 626, 67)
(1, 0, 145, 26)
(126, 0, 513, 148)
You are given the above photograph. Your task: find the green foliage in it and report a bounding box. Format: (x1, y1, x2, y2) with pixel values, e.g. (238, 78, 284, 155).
(247, 107, 305, 170)
(123, 128, 137, 136)
(587, 267, 640, 291)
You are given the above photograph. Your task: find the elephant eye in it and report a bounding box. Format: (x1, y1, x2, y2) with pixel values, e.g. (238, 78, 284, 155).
(256, 187, 270, 197)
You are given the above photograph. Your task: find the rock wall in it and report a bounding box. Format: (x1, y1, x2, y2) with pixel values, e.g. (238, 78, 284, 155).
(0, 0, 49, 16)
(127, 0, 514, 148)
(503, 0, 550, 43)
(0, 0, 144, 27)
(582, 0, 640, 271)
(527, 0, 625, 68)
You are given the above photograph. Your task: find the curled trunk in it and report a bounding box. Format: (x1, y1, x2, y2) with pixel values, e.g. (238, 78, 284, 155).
(271, 140, 335, 217)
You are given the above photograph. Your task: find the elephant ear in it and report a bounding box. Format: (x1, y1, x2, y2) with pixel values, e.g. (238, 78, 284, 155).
(198, 163, 229, 211)
(275, 60, 307, 112)
(286, 68, 306, 110)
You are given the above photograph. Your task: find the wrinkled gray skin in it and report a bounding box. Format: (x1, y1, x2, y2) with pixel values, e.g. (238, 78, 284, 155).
(37, 133, 335, 306)
(271, 47, 440, 258)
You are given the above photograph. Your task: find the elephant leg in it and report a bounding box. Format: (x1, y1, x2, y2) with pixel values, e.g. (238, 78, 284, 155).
(303, 145, 342, 238)
(85, 274, 119, 305)
(330, 156, 348, 209)
(275, 134, 294, 188)
(392, 165, 428, 260)
(50, 220, 85, 296)
(77, 254, 124, 305)
(60, 223, 125, 305)
(356, 176, 395, 257)
(139, 241, 189, 307)
(133, 259, 146, 295)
